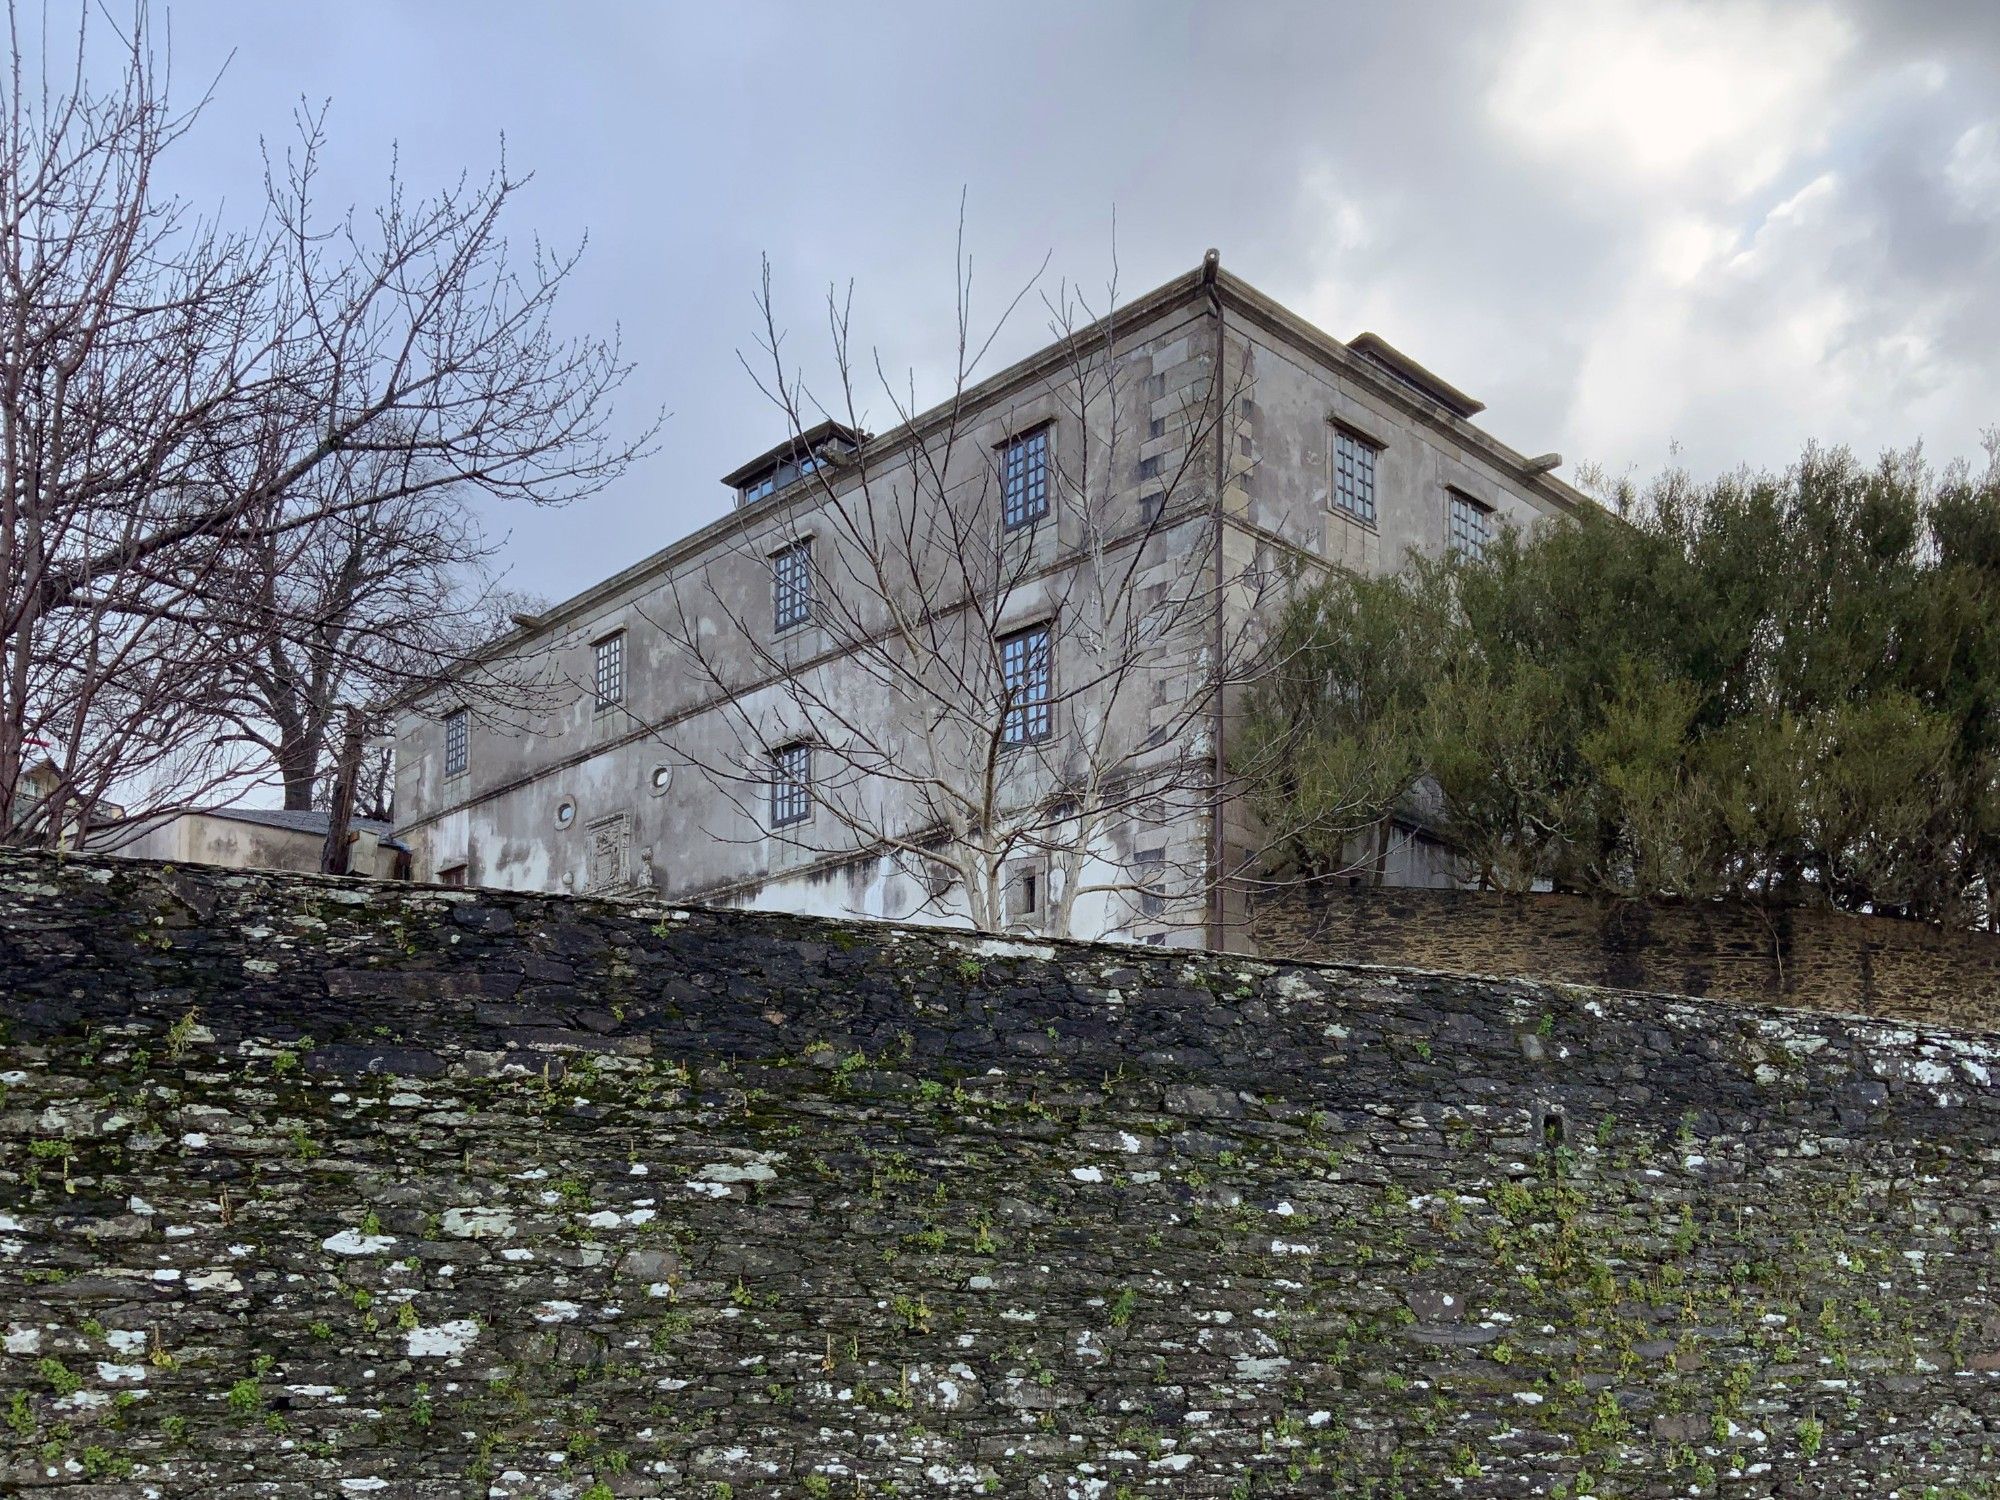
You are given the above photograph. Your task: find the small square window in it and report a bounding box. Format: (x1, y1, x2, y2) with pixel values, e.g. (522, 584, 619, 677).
(437, 862, 467, 887)
(1332, 428, 1379, 524)
(1001, 426, 1050, 531)
(1447, 490, 1493, 560)
(919, 840, 957, 901)
(593, 632, 625, 712)
(1138, 454, 1163, 481)
(1148, 415, 1166, 441)
(999, 624, 1053, 745)
(443, 709, 469, 778)
(772, 539, 813, 631)
(1005, 860, 1045, 922)
(769, 742, 812, 828)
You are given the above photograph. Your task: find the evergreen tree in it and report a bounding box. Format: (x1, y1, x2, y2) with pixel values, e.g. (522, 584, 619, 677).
(1239, 438, 2000, 926)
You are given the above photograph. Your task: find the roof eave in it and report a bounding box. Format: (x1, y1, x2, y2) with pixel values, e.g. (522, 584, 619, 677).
(415, 257, 1597, 698)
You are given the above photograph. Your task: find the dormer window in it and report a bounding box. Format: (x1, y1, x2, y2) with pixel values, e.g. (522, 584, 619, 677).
(724, 421, 869, 509)
(1346, 333, 1486, 420)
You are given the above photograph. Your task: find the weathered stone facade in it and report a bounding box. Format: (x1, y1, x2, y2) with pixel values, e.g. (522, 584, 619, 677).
(3, 850, 1999, 1496)
(1250, 882, 2000, 1032)
(390, 262, 1588, 947)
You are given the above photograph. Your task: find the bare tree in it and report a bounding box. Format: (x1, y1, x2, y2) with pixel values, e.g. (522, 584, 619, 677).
(640, 240, 1272, 939)
(196, 456, 559, 868)
(0, 3, 650, 847)
(203, 455, 539, 809)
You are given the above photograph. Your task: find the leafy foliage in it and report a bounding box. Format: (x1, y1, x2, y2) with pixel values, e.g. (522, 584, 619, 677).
(1238, 440, 2000, 924)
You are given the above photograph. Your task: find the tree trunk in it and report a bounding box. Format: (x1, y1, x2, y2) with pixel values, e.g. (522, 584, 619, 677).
(320, 716, 366, 875)
(279, 734, 321, 813)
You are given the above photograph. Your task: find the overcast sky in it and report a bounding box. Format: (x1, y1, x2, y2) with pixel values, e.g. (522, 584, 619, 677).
(147, 0, 2000, 604)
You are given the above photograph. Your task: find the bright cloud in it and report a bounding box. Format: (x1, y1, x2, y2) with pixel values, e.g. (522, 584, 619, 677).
(1565, 166, 1969, 475)
(134, 1, 2000, 599)
(1946, 120, 2000, 217)
(1488, 0, 1855, 202)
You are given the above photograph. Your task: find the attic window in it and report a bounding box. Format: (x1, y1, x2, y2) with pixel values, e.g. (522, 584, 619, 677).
(1347, 333, 1485, 420)
(729, 424, 866, 508)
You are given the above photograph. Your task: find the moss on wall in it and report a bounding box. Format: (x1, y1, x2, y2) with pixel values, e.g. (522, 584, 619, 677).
(2, 852, 1998, 1496)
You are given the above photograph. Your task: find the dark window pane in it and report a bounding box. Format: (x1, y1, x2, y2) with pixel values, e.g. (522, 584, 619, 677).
(593, 633, 624, 711)
(1448, 492, 1491, 560)
(1333, 429, 1378, 524)
(999, 624, 1052, 744)
(444, 710, 469, 777)
(770, 742, 812, 826)
(772, 540, 813, 631)
(1001, 427, 1049, 531)
(1134, 846, 1167, 917)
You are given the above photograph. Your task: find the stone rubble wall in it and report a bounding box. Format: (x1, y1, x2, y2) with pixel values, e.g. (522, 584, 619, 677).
(1, 850, 1998, 1498)
(1250, 880, 2000, 1031)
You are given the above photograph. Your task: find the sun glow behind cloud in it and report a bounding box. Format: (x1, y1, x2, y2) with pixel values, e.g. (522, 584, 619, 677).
(1488, 0, 1856, 204)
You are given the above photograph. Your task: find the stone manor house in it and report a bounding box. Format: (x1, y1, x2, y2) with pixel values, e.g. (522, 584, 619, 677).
(391, 255, 1590, 947)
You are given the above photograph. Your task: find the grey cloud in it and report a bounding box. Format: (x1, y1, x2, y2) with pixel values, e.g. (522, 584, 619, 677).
(136, 1, 2000, 599)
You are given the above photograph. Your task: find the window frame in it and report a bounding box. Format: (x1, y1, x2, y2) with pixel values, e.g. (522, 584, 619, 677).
(998, 621, 1054, 746)
(1446, 488, 1494, 561)
(1004, 857, 1048, 924)
(771, 536, 814, 633)
(1132, 846, 1167, 919)
(592, 629, 626, 714)
(998, 422, 1052, 533)
(1330, 423, 1381, 526)
(442, 708, 469, 779)
(768, 741, 814, 829)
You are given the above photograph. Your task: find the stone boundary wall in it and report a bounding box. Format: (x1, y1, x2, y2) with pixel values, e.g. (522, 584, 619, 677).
(1250, 882, 2000, 1030)
(2, 850, 1999, 1497)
